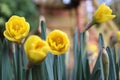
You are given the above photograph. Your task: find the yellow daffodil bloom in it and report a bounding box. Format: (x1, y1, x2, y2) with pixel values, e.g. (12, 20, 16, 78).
(46, 30, 70, 55)
(4, 15, 30, 42)
(117, 31, 120, 41)
(93, 3, 116, 23)
(24, 35, 49, 64)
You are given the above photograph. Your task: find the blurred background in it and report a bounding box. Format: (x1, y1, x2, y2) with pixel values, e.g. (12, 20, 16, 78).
(0, 0, 120, 78)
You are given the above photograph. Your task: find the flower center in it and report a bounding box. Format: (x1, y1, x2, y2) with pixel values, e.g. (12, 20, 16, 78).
(13, 25, 20, 31)
(57, 37, 62, 43)
(53, 37, 63, 45)
(35, 42, 45, 49)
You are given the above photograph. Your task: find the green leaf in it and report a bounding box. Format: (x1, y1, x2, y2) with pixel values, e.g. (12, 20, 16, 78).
(53, 55, 58, 80)
(73, 28, 82, 80)
(12, 44, 17, 80)
(73, 28, 79, 80)
(73, 30, 88, 80)
(53, 54, 66, 80)
(75, 31, 87, 80)
(41, 21, 46, 40)
(111, 47, 116, 66)
(21, 45, 31, 80)
(32, 62, 49, 80)
(45, 53, 54, 80)
(10, 43, 26, 80)
(118, 48, 120, 67)
(40, 62, 49, 80)
(80, 32, 86, 55)
(115, 63, 119, 80)
(80, 31, 90, 80)
(111, 46, 119, 80)
(15, 44, 23, 80)
(90, 51, 104, 80)
(82, 53, 90, 80)
(32, 65, 41, 80)
(98, 33, 104, 51)
(57, 54, 66, 80)
(90, 33, 105, 80)
(117, 48, 120, 80)
(106, 47, 117, 80)
(2, 39, 13, 80)
(0, 39, 3, 80)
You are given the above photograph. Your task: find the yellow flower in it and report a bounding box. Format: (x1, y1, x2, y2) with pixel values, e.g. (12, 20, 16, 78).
(87, 44, 98, 56)
(117, 31, 120, 41)
(4, 15, 30, 42)
(24, 35, 49, 64)
(46, 30, 70, 55)
(93, 3, 116, 23)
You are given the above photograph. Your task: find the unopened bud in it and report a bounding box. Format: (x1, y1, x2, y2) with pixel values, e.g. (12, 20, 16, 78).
(102, 47, 109, 80)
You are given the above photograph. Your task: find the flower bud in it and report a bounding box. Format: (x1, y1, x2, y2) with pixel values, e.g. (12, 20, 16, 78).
(102, 47, 109, 80)
(24, 35, 49, 64)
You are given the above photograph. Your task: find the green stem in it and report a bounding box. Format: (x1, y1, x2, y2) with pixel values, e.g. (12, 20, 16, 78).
(26, 69, 29, 80)
(16, 44, 22, 80)
(83, 20, 96, 32)
(26, 62, 33, 80)
(53, 55, 58, 80)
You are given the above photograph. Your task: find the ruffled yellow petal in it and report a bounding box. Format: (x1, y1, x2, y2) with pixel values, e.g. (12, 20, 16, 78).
(3, 15, 30, 42)
(46, 30, 70, 55)
(24, 35, 49, 64)
(94, 3, 106, 17)
(96, 15, 116, 23)
(28, 50, 47, 63)
(93, 3, 116, 23)
(4, 30, 16, 41)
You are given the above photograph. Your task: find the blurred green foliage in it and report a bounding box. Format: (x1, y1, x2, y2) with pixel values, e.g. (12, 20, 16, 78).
(0, 0, 39, 33)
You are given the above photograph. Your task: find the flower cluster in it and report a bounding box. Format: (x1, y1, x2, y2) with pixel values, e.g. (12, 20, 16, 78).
(3, 15, 70, 64)
(3, 2, 116, 64)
